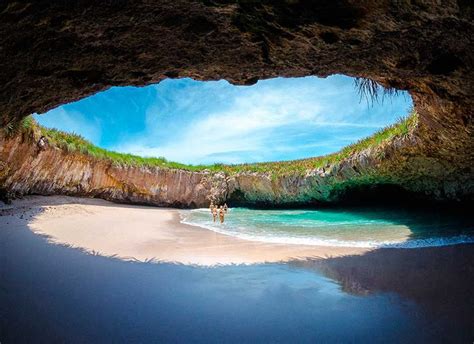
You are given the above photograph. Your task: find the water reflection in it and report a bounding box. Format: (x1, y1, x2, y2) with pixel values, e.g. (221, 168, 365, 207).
(2, 220, 473, 342)
(292, 244, 474, 342)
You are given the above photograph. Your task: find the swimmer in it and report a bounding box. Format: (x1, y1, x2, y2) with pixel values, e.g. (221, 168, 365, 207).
(212, 205, 218, 222)
(209, 201, 214, 214)
(219, 205, 225, 223)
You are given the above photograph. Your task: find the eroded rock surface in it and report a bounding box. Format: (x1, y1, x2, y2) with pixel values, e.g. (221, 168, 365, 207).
(0, 1, 472, 118)
(1, 123, 472, 207)
(0, 1, 473, 204)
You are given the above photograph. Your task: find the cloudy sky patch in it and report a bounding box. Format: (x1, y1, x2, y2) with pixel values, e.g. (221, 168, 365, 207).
(35, 75, 412, 164)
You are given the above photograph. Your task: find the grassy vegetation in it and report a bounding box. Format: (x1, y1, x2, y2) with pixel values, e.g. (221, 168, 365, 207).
(220, 109, 418, 175)
(2, 115, 35, 137)
(39, 125, 225, 171)
(14, 110, 417, 175)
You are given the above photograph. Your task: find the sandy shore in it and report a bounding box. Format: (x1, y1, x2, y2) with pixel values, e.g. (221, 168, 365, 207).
(2, 195, 473, 341)
(0, 195, 370, 265)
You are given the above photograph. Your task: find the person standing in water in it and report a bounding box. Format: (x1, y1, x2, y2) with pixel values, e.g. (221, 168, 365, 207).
(209, 201, 214, 214)
(219, 205, 225, 223)
(212, 205, 218, 223)
(223, 203, 228, 213)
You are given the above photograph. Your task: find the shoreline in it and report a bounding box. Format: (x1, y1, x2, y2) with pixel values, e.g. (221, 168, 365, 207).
(2, 195, 474, 341)
(3, 195, 472, 266)
(1, 195, 371, 266)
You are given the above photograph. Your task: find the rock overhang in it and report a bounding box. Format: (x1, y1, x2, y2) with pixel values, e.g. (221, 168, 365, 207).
(0, 0, 472, 204)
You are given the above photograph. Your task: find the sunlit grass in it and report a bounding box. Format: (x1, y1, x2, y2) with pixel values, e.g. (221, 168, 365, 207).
(220, 109, 418, 175)
(17, 109, 418, 175)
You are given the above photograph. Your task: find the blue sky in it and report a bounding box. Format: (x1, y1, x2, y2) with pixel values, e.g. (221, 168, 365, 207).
(35, 75, 412, 165)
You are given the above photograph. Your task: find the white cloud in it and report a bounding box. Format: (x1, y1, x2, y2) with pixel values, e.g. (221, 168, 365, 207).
(114, 77, 405, 164)
(37, 76, 412, 165)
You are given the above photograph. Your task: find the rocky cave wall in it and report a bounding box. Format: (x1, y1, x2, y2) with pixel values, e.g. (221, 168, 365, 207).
(0, 0, 473, 204)
(1, 122, 472, 207)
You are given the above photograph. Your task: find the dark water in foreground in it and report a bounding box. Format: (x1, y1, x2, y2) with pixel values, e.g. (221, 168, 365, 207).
(1, 222, 473, 343)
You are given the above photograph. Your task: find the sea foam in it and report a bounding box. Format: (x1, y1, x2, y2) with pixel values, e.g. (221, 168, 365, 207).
(181, 208, 474, 249)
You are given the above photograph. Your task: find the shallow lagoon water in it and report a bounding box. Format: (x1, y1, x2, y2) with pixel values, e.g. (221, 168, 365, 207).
(182, 207, 474, 248)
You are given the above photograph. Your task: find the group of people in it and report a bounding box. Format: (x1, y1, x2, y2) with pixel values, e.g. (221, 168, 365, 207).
(209, 202, 228, 223)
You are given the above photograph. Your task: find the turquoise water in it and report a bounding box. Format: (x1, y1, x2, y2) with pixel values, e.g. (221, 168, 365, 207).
(181, 207, 474, 248)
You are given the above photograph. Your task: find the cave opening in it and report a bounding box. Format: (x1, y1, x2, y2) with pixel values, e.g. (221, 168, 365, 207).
(32, 74, 412, 167)
(1, 2, 473, 342)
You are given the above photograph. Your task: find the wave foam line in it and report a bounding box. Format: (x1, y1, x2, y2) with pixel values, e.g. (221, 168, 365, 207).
(180, 217, 474, 249)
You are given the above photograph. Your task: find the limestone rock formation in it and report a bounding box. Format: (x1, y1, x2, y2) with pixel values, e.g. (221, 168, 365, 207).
(2, 120, 471, 207)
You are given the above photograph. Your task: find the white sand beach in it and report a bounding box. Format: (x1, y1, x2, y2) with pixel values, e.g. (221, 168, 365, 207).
(0, 195, 370, 265)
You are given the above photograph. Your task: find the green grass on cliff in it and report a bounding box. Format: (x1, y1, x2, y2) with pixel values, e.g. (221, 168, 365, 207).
(38, 126, 218, 171)
(19, 110, 417, 175)
(219, 110, 418, 175)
